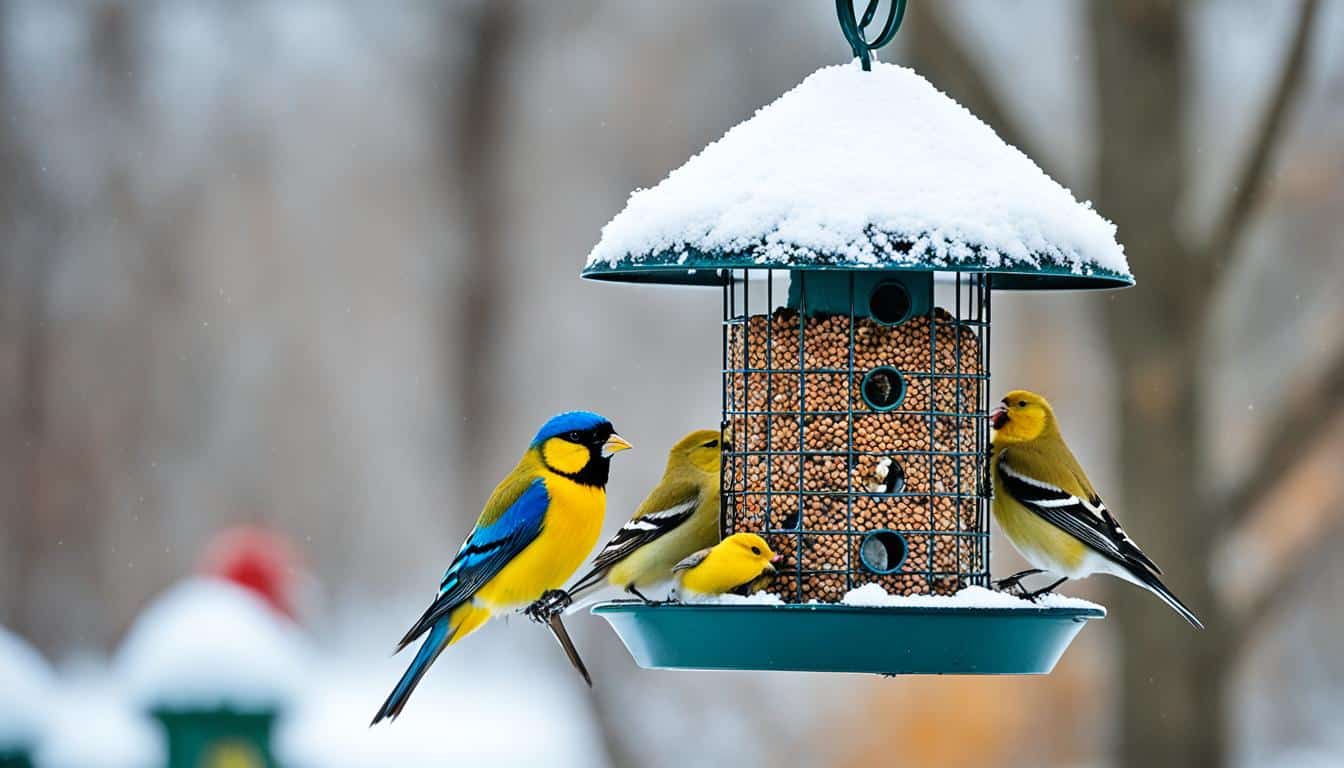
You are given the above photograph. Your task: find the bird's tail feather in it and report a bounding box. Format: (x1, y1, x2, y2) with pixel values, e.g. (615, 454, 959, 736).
(545, 613, 593, 687)
(1131, 567, 1203, 629)
(371, 604, 490, 725)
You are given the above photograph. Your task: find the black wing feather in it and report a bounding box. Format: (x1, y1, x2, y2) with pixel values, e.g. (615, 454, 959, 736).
(997, 459, 1161, 576)
(568, 497, 699, 595)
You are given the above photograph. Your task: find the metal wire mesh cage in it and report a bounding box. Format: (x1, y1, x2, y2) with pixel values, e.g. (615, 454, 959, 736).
(721, 269, 991, 603)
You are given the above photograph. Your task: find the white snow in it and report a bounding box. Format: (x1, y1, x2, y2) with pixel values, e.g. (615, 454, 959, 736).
(36, 661, 163, 768)
(841, 583, 1105, 611)
(587, 61, 1128, 278)
(679, 591, 786, 606)
(117, 578, 308, 711)
(0, 626, 53, 748)
(667, 584, 1102, 610)
(275, 651, 599, 768)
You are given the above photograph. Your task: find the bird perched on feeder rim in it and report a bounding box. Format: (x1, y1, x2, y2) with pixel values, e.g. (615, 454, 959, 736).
(989, 390, 1202, 628)
(536, 428, 722, 613)
(371, 411, 632, 723)
(672, 533, 780, 600)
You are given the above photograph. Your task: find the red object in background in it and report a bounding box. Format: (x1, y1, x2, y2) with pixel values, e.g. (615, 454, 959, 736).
(200, 526, 302, 621)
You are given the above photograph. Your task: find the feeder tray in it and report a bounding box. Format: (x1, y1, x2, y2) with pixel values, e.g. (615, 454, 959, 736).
(594, 601, 1103, 675)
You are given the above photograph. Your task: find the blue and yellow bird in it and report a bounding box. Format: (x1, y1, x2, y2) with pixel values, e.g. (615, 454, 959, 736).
(371, 411, 631, 723)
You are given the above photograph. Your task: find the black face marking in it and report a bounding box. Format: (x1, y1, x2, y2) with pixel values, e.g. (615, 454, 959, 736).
(545, 421, 617, 488)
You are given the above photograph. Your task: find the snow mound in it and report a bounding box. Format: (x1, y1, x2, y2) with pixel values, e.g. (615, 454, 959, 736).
(276, 654, 599, 768)
(0, 626, 52, 748)
(118, 578, 308, 711)
(36, 670, 162, 768)
(841, 583, 1105, 612)
(680, 591, 785, 606)
(587, 61, 1128, 279)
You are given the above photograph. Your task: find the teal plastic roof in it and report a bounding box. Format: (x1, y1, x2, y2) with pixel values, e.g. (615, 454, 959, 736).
(581, 248, 1134, 290)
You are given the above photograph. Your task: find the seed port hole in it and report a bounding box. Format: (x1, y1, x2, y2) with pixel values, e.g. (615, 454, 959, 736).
(870, 457, 905, 494)
(861, 367, 906, 411)
(868, 280, 913, 325)
(860, 529, 908, 575)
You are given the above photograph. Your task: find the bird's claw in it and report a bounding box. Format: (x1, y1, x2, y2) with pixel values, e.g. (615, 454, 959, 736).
(993, 568, 1045, 596)
(526, 589, 572, 624)
(626, 585, 659, 604)
(1022, 577, 1068, 602)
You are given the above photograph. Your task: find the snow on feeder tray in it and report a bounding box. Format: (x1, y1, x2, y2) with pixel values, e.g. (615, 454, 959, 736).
(581, 1, 1125, 675)
(118, 579, 307, 768)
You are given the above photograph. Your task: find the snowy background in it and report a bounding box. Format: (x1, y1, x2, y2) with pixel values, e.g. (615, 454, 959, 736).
(1, 1, 1343, 766)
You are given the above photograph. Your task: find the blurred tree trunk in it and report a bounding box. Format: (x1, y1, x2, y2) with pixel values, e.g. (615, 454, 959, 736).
(0, 2, 53, 629)
(1089, 5, 1227, 765)
(2, 0, 180, 650)
(450, 1, 516, 502)
(1092, 2, 1322, 765)
(0, 3, 79, 645)
(912, 2, 1323, 765)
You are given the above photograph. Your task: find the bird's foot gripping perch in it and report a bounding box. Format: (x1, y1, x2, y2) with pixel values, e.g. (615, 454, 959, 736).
(1022, 577, 1068, 602)
(526, 589, 573, 624)
(993, 568, 1045, 596)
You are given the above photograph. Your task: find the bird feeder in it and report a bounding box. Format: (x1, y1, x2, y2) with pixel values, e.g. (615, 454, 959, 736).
(583, 2, 1124, 674)
(119, 579, 305, 768)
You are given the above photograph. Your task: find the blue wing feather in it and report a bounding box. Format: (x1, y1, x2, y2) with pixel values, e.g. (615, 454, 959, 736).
(438, 478, 549, 600)
(395, 478, 549, 652)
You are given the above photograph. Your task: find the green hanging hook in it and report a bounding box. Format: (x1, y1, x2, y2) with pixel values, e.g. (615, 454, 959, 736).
(836, 0, 907, 71)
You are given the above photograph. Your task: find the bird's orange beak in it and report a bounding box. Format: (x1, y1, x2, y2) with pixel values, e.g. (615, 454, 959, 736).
(989, 404, 1008, 430)
(602, 433, 633, 457)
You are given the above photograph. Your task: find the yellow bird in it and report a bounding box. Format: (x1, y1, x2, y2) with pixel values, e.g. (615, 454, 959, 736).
(372, 411, 632, 723)
(990, 390, 1202, 628)
(562, 429, 722, 603)
(672, 533, 779, 599)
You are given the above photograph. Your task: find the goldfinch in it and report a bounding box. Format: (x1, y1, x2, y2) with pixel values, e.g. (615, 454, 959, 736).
(990, 390, 1202, 628)
(672, 533, 779, 599)
(372, 411, 631, 723)
(565, 428, 722, 602)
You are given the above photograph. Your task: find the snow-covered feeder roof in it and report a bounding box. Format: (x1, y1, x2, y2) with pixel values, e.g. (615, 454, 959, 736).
(118, 578, 308, 713)
(584, 62, 1131, 290)
(0, 626, 53, 748)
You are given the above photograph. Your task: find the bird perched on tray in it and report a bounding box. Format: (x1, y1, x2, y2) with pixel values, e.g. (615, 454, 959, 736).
(989, 390, 1202, 628)
(672, 533, 780, 600)
(538, 428, 722, 612)
(371, 411, 632, 723)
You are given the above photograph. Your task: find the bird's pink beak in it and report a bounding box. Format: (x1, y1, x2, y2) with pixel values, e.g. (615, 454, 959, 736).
(989, 404, 1008, 430)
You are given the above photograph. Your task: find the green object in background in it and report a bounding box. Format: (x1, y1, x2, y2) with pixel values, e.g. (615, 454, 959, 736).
(151, 709, 278, 768)
(0, 749, 34, 768)
(593, 602, 1104, 674)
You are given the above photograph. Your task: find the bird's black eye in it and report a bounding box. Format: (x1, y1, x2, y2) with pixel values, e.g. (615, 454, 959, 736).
(750, 546, 761, 556)
(1017, 400, 1028, 408)
(703, 440, 719, 449)
(566, 430, 582, 442)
